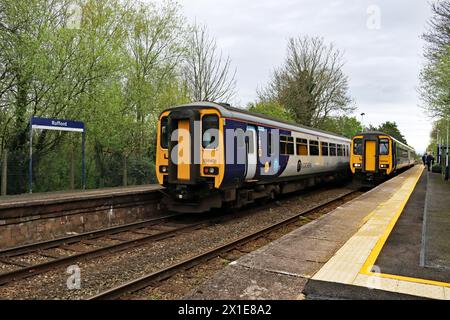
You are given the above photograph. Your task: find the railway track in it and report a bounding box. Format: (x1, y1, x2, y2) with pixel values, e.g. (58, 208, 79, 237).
(0, 194, 298, 286)
(0, 213, 183, 258)
(89, 189, 360, 300)
(0, 214, 208, 285)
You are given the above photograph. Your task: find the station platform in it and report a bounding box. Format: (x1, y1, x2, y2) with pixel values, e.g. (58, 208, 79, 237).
(186, 166, 450, 300)
(0, 184, 162, 210)
(0, 184, 163, 248)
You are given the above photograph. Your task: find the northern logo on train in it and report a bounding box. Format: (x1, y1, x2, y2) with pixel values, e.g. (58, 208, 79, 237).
(297, 160, 302, 173)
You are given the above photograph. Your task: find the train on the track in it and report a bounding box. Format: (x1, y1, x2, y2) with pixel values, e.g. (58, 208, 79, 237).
(350, 131, 415, 182)
(156, 102, 351, 213)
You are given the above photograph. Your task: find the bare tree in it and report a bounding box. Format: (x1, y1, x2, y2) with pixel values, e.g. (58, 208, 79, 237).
(259, 36, 353, 127)
(422, 1, 450, 62)
(183, 24, 236, 102)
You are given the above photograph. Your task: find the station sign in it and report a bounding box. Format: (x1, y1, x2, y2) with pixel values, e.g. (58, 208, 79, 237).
(31, 117, 85, 132)
(29, 117, 86, 193)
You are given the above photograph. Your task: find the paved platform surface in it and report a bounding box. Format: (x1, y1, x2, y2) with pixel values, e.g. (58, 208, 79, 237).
(186, 167, 425, 300)
(307, 166, 450, 299)
(422, 171, 450, 272)
(375, 170, 450, 283)
(0, 184, 162, 209)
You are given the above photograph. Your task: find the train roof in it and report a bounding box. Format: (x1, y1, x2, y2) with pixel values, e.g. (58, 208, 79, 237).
(353, 131, 415, 151)
(164, 101, 351, 143)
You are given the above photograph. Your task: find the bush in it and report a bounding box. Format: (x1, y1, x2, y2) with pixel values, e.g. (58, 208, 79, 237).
(432, 164, 442, 173)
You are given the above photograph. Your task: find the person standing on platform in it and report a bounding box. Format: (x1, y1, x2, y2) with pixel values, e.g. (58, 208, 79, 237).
(422, 153, 427, 166)
(426, 153, 435, 172)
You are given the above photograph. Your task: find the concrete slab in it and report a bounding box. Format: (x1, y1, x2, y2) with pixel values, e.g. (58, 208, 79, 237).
(188, 264, 308, 300)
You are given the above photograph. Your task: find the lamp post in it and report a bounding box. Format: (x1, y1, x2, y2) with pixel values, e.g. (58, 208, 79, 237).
(446, 118, 449, 180)
(437, 128, 440, 165)
(360, 113, 366, 131)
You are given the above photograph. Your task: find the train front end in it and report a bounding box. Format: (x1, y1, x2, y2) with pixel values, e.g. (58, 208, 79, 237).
(350, 133, 394, 181)
(156, 104, 225, 212)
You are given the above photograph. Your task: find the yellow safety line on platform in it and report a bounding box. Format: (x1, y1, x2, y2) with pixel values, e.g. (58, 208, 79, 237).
(359, 166, 450, 288)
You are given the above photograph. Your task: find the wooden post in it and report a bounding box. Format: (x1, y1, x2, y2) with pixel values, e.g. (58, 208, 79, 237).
(123, 155, 128, 187)
(1, 149, 7, 196)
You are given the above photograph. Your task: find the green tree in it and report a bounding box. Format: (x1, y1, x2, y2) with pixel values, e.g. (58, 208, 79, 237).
(319, 116, 363, 138)
(374, 121, 408, 145)
(420, 1, 450, 118)
(0, 0, 190, 194)
(247, 100, 293, 122)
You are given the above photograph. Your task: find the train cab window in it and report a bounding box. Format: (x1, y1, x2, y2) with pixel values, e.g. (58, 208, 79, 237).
(160, 116, 168, 149)
(337, 144, 343, 156)
(321, 142, 329, 156)
(379, 139, 389, 155)
(280, 135, 295, 155)
(309, 140, 319, 156)
(202, 115, 219, 149)
(296, 138, 308, 156)
(330, 143, 337, 156)
(353, 139, 363, 155)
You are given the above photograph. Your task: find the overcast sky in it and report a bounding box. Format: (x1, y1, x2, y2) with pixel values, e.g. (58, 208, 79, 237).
(178, 0, 434, 153)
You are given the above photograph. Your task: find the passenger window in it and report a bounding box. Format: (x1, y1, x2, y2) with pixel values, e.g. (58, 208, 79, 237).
(287, 136, 294, 155)
(330, 143, 337, 156)
(280, 135, 294, 155)
(309, 140, 319, 156)
(353, 139, 362, 155)
(379, 139, 389, 155)
(202, 115, 219, 149)
(160, 116, 168, 149)
(321, 142, 329, 156)
(296, 138, 308, 156)
(337, 144, 343, 156)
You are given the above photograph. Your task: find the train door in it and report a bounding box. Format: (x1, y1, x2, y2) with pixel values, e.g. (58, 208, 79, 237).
(176, 119, 191, 181)
(365, 140, 376, 171)
(245, 126, 257, 180)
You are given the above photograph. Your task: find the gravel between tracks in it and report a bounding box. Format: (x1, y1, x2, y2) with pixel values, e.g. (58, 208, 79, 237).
(0, 186, 356, 300)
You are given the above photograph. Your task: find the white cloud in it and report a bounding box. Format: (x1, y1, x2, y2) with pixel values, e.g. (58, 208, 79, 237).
(177, 0, 434, 151)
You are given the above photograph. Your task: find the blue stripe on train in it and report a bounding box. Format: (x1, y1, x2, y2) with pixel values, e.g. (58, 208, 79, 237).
(222, 118, 290, 188)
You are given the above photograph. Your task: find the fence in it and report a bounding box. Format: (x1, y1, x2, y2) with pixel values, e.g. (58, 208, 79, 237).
(0, 148, 157, 196)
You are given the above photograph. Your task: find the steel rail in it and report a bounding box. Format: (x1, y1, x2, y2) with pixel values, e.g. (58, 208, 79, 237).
(89, 190, 358, 300)
(0, 221, 207, 286)
(0, 213, 184, 258)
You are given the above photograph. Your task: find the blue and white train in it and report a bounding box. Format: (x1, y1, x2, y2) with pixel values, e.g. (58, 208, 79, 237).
(156, 102, 351, 212)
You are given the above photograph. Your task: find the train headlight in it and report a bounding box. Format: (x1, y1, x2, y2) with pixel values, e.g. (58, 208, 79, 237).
(353, 163, 362, 168)
(159, 166, 168, 173)
(203, 167, 219, 175)
(380, 164, 389, 169)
